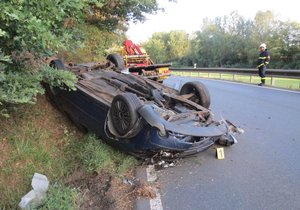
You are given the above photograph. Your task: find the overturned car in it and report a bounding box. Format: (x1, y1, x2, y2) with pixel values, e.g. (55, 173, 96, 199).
(46, 59, 241, 157)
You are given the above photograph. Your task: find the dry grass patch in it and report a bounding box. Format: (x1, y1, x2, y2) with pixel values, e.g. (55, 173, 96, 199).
(0, 94, 139, 209)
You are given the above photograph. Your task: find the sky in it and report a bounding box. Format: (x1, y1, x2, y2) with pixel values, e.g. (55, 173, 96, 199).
(126, 0, 300, 42)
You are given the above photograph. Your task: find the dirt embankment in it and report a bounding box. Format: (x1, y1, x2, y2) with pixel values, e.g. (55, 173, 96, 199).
(0, 95, 156, 209)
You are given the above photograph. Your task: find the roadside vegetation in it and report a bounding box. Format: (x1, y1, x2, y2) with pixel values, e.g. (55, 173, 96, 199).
(0, 95, 138, 208)
(1, 0, 299, 208)
(0, 0, 163, 208)
(0, 0, 164, 117)
(143, 11, 300, 69)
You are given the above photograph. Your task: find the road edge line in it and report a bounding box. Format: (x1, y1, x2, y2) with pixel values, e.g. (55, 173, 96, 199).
(134, 165, 163, 210)
(147, 165, 163, 210)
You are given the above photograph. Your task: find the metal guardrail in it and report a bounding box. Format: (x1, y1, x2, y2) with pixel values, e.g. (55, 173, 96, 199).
(170, 67, 300, 89)
(170, 67, 300, 79)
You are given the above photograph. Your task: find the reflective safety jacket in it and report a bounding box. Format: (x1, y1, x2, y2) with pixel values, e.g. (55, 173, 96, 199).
(257, 50, 270, 68)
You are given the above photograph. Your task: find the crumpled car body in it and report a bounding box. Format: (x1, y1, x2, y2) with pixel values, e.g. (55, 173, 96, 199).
(46, 60, 240, 157)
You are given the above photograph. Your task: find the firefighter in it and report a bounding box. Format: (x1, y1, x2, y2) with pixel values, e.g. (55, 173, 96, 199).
(257, 43, 270, 86)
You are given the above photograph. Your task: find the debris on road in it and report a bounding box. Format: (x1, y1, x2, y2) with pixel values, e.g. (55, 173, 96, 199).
(18, 173, 49, 210)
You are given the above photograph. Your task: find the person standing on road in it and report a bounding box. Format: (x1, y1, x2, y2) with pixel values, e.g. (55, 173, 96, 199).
(257, 43, 270, 86)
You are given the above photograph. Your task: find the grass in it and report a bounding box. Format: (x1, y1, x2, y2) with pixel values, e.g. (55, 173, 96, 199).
(79, 134, 138, 174)
(38, 184, 81, 210)
(172, 71, 300, 90)
(0, 95, 138, 209)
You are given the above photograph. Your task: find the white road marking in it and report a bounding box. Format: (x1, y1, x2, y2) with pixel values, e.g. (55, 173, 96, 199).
(146, 165, 157, 182)
(146, 165, 163, 210)
(150, 189, 163, 210)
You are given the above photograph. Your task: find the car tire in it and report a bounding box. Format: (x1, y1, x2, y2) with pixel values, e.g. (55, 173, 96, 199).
(109, 93, 143, 136)
(47, 59, 65, 108)
(107, 53, 125, 71)
(179, 81, 211, 108)
(49, 59, 65, 70)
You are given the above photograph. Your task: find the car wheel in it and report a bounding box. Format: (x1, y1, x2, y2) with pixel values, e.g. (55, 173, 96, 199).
(179, 81, 211, 108)
(107, 53, 125, 71)
(47, 59, 65, 107)
(49, 59, 65, 70)
(109, 93, 143, 136)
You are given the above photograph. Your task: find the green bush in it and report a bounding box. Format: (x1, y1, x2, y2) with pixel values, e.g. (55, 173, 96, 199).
(38, 184, 80, 210)
(41, 65, 77, 91)
(0, 0, 162, 116)
(0, 0, 84, 55)
(0, 62, 78, 117)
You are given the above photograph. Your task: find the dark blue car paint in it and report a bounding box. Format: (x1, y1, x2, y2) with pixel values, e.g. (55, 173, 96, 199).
(46, 61, 238, 157)
(49, 85, 227, 156)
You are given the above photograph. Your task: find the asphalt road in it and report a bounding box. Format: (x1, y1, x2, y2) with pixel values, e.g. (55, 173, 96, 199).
(157, 76, 300, 210)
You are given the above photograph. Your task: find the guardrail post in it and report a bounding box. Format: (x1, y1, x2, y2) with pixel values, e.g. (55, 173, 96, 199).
(250, 75, 253, 83)
(271, 77, 276, 86)
(233, 74, 237, 81)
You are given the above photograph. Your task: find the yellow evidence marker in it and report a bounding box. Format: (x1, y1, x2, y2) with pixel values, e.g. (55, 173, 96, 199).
(216, 148, 225, 159)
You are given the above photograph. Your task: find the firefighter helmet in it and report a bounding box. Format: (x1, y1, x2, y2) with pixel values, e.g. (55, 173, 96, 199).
(259, 43, 267, 48)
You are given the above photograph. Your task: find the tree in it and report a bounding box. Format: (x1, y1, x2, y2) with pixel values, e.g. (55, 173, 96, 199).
(273, 20, 300, 68)
(177, 10, 300, 69)
(85, 0, 161, 31)
(167, 31, 190, 61)
(0, 0, 163, 56)
(0, 0, 163, 116)
(0, 0, 84, 55)
(0, 0, 85, 116)
(193, 18, 229, 67)
(143, 30, 190, 63)
(253, 10, 276, 43)
(143, 34, 168, 63)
